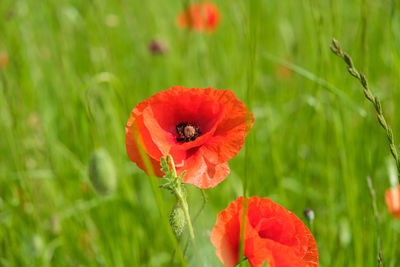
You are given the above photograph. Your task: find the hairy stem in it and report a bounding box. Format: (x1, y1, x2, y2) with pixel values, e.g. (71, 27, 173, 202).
(176, 188, 195, 241)
(161, 155, 198, 266)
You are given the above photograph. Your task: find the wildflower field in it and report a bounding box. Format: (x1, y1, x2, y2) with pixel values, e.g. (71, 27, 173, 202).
(1, 0, 400, 266)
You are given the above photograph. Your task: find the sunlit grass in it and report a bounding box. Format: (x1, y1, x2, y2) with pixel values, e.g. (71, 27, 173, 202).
(1, 0, 400, 266)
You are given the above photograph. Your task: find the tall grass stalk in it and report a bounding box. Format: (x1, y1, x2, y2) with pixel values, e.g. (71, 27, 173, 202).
(330, 38, 400, 178)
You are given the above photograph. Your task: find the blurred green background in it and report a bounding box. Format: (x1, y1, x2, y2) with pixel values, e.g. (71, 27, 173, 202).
(1, 0, 400, 266)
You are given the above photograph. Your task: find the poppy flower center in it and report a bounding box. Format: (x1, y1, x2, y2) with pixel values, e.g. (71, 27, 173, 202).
(176, 122, 201, 142)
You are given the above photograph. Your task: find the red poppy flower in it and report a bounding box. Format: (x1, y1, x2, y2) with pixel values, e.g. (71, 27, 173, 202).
(125, 86, 253, 189)
(0, 52, 8, 69)
(385, 185, 400, 218)
(211, 196, 319, 267)
(177, 2, 220, 32)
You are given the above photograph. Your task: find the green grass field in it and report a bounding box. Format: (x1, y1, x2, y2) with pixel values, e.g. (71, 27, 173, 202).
(1, 0, 400, 266)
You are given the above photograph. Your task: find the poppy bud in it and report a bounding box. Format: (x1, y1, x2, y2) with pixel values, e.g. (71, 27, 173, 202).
(88, 148, 117, 195)
(169, 204, 186, 237)
(148, 40, 167, 55)
(303, 208, 315, 223)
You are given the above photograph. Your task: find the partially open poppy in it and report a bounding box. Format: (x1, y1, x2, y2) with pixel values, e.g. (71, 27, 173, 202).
(211, 196, 319, 267)
(176, 2, 220, 33)
(385, 185, 400, 218)
(125, 86, 253, 189)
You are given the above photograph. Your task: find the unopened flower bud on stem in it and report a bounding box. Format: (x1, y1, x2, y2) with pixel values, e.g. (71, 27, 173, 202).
(88, 148, 117, 196)
(303, 208, 315, 224)
(169, 204, 186, 237)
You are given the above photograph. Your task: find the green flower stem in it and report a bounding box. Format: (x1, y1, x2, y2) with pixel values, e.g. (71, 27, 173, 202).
(330, 38, 400, 178)
(175, 185, 196, 241)
(162, 155, 196, 245)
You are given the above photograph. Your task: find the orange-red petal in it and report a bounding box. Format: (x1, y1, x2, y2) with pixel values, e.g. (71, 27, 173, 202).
(177, 146, 230, 189)
(210, 196, 319, 267)
(125, 116, 164, 177)
(176, 2, 220, 32)
(202, 90, 254, 164)
(385, 185, 400, 218)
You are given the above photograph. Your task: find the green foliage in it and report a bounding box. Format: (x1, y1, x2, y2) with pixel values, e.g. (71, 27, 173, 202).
(1, 0, 400, 266)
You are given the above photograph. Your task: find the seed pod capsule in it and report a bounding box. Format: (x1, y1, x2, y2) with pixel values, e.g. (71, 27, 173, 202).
(88, 148, 117, 195)
(169, 204, 186, 237)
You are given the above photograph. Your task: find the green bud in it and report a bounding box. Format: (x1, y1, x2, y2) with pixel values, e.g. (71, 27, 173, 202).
(88, 148, 117, 195)
(169, 205, 186, 237)
(303, 208, 315, 223)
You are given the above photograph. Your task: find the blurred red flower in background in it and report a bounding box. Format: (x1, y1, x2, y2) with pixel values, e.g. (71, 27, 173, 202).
(385, 185, 400, 218)
(125, 86, 253, 189)
(211, 196, 319, 267)
(177, 2, 220, 32)
(275, 64, 293, 81)
(0, 52, 9, 69)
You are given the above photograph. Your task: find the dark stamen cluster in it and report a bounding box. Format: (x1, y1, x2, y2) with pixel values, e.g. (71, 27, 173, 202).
(176, 122, 201, 142)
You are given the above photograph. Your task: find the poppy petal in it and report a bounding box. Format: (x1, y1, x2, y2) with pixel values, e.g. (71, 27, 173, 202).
(142, 86, 225, 154)
(385, 185, 400, 218)
(210, 196, 243, 267)
(177, 146, 230, 189)
(211, 197, 319, 267)
(125, 117, 164, 176)
(301, 228, 319, 267)
(176, 2, 220, 32)
(202, 90, 254, 164)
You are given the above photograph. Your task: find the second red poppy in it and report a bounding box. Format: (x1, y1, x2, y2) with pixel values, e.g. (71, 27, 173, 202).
(211, 196, 319, 267)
